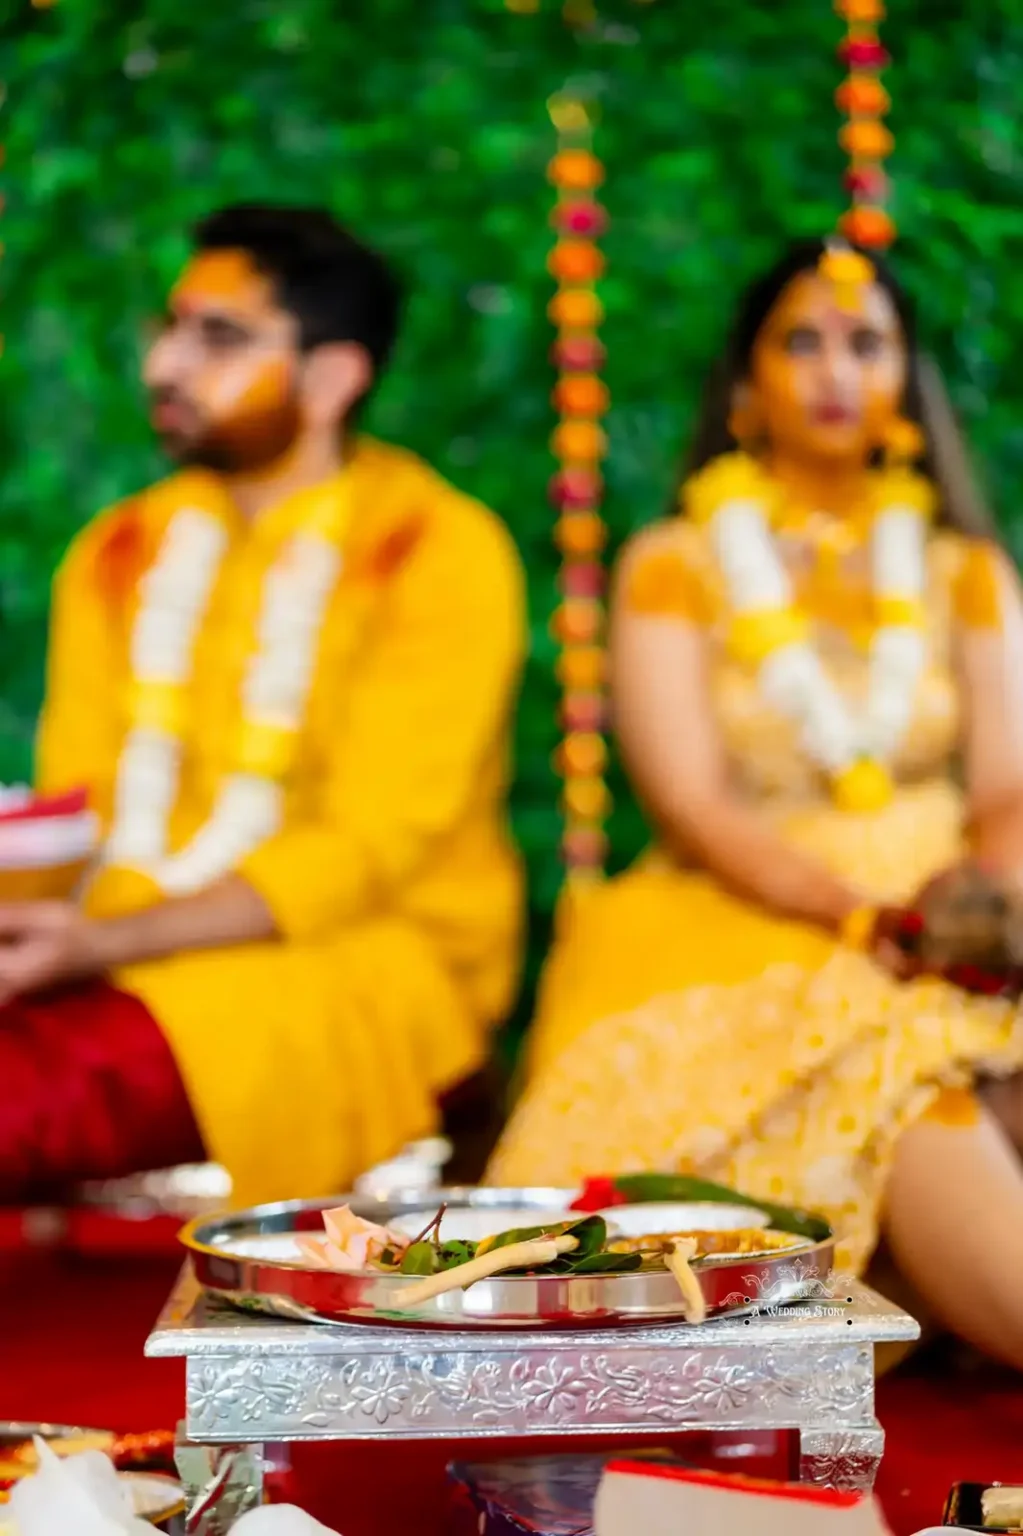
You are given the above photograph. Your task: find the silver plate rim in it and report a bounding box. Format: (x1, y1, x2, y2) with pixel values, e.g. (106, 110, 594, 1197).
(181, 1187, 835, 1332)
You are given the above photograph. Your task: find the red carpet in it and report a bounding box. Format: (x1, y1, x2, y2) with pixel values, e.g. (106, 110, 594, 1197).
(1, 1249, 1016, 1534)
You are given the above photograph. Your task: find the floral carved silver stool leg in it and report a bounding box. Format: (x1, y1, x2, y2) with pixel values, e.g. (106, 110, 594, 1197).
(799, 1424, 886, 1492)
(174, 1433, 265, 1534)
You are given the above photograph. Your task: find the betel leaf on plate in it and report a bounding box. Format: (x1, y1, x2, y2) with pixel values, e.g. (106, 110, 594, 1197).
(477, 1215, 608, 1260)
(567, 1251, 645, 1275)
(477, 1217, 645, 1276)
(612, 1173, 830, 1243)
(399, 1238, 478, 1275)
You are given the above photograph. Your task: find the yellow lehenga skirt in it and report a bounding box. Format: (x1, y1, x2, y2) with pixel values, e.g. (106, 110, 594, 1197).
(489, 782, 1023, 1273)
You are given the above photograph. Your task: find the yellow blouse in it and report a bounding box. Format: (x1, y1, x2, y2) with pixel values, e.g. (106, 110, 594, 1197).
(35, 437, 527, 1201)
(622, 456, 1004, 810)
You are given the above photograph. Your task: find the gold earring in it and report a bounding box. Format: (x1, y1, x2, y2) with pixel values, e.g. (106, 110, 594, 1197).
(881, 417, 925, 467)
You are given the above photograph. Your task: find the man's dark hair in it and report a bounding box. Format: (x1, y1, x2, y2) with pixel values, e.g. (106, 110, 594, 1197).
(194, 203, 403, 378)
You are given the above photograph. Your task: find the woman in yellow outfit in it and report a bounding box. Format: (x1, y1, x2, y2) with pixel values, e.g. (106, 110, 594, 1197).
(491, 237, 1023, 1370)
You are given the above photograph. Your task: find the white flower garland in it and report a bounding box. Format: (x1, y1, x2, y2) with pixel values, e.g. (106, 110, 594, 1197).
(709, 496, 928, 809)
(103, 499, 344, 894)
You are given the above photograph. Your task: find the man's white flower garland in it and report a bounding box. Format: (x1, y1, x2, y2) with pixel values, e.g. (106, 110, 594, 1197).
(708, 495, 928, 812)
(103, 496, 345, 893)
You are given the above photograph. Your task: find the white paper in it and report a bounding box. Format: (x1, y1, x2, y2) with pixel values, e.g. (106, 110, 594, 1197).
(7, 1439, 151, 1536)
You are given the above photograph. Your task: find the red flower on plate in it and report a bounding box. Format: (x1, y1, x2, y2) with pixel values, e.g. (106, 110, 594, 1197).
(570, 1176, 626, 1212)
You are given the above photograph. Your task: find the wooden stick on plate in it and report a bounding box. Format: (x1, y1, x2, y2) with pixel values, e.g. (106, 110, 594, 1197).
(665, 1238, 707, 1324)
(395, 1234, 580, 1308)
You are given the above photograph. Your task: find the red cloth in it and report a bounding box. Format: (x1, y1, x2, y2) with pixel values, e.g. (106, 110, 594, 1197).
(0, 979, 204, 1201)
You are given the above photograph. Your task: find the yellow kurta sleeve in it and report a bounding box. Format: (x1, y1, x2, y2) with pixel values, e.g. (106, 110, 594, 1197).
(238, 492, 526, 940)
(35, 506, 130, 819)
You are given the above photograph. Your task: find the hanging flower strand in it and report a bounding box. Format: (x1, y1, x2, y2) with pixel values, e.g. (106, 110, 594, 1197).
(835, 0, 894, 251)
(547, 94, 610, 884)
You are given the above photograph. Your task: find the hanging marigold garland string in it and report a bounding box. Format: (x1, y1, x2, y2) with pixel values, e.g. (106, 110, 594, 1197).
(546, 94, 610, 884)
(835, 0, 894, 251)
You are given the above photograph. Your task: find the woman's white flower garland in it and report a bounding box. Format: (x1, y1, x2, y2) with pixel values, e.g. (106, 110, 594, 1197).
(103, 498, 344, 893)
(709, 495, 928, 811)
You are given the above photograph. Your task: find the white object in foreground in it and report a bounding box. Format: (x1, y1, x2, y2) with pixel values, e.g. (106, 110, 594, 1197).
(233, 1509, 339, 1533)
(594, 1461, 892, 1536)
(7, 1438, 151, 1536)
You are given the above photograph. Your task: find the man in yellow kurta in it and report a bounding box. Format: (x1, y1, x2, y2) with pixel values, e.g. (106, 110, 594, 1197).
(0, 204, 525, 1206)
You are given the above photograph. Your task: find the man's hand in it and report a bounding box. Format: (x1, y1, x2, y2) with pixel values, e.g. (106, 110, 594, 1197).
(0, 901, 101, 1005)
(0, 875, 279, 1008)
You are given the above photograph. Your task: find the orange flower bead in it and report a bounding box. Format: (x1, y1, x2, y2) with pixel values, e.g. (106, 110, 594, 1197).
(835, 0, 884, 17)
(553, 374, 610, 418)
(548, 240, 605, 284)
(557, 646, 605, 690)
(548, 290, 604, 330)
(552, 419, 607, 463)
(840, 206, 896, 249)
(555, 513, 607, 556)
(548, 149, 604, 191)
(839, 120, 894, 160)
(835, 77, 890, 117)
(563, 775, 610, 820)
(551, 598, 602, 645)
(559, 731, 608, 777)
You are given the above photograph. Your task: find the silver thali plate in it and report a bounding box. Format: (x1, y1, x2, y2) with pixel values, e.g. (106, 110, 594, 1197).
(181, 1187, 835, 1331)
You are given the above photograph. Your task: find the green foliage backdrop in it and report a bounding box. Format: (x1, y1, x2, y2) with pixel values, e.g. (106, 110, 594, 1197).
(4, 0, 1023, 1007)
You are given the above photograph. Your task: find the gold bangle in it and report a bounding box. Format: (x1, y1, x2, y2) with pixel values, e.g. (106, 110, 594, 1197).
(840, 905, 877, 951)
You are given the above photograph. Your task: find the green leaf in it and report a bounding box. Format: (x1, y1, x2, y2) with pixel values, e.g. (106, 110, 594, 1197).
(399, 1238, 479, 1274)
(435, 1240, 477, 1270)
(399, 1241, 438, 1276)
(566, 1251, 644, 1275)
(478, 1215, 608, 1259)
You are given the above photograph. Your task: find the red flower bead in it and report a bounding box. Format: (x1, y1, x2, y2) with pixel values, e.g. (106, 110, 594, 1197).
(562, 825, 609, 868)
(561, 691, 606, 732)
(561, 560, 605, 598)
(554, 201, 608, 238)
(844, 165, 888, 199)
(838, 37, 890, 68)
(549, 467, 603, 509)
(551, 335, 607, 372)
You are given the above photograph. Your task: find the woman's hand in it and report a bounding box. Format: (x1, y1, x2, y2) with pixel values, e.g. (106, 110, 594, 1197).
(866, 907, 922, 980)
(910, 862, 1013, 972)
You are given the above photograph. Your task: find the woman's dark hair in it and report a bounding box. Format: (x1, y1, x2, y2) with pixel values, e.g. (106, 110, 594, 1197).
(681, 237, 993, 536)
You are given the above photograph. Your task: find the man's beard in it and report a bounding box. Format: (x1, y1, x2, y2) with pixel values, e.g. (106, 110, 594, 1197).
(152, 390, 303, 474)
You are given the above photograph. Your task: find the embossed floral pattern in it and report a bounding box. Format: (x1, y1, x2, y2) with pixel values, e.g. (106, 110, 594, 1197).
(187, 1342, 874, 1441)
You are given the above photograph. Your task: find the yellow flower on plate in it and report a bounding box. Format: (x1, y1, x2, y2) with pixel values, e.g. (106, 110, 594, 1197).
(832, 759, 894, 813)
